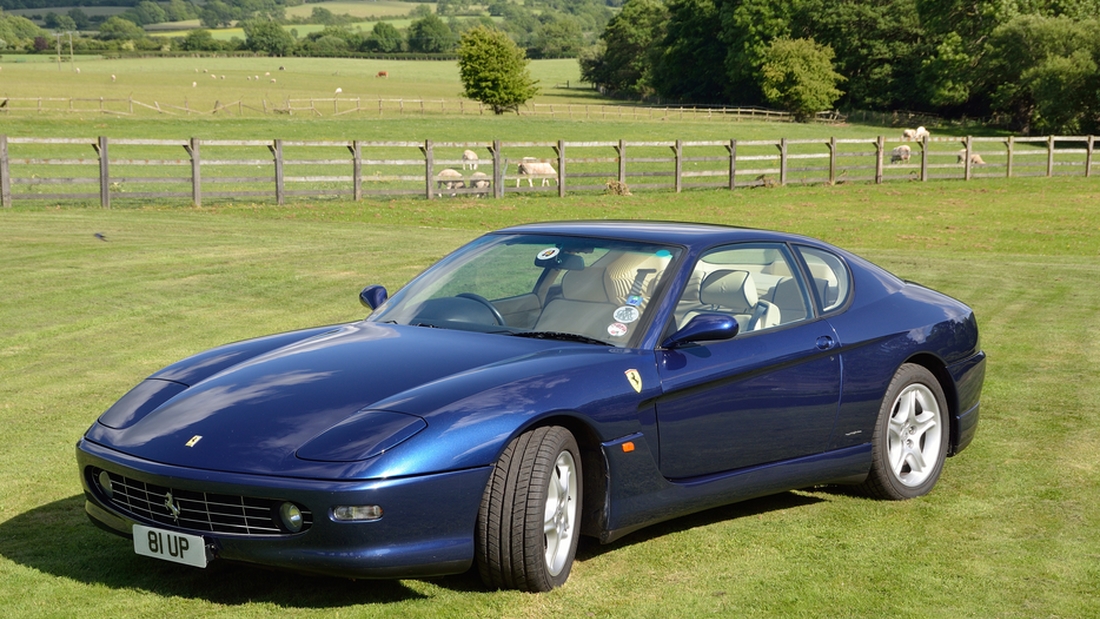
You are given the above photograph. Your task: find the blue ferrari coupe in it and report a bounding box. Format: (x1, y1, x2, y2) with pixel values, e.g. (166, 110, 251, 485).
(77, 221, 985, 591)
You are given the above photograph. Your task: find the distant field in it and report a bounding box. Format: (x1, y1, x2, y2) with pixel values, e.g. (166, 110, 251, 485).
(284, 0, 437, 19)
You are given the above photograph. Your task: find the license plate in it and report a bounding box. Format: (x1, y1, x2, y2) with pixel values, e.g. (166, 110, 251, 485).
(133, 525, 208, 568)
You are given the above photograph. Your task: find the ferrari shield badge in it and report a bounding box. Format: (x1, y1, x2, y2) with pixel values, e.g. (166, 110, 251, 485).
(185, 435, 203, 448)
(625, 369, 643, 393)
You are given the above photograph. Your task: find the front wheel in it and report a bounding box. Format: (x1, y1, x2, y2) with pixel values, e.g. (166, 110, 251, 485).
(860, 364, 949, 500)
(476, 426, 582, 592)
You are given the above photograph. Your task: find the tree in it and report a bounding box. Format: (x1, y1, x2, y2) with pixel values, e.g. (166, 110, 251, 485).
(199, 1, 239, 28)
(363, 21, 403, 53)
(407, 14, 456, 53)
(242, 19, 295, 55)
(178, 28, 217, 51)
(652, 0, 729, 103)
(579, 0, 667, 97)
(533, 13, 584, 58)
(67, 8, 91, 30)
(759, 37, 845, 120)
(97, 16, 147, 41)
(457, 25, 540, 114)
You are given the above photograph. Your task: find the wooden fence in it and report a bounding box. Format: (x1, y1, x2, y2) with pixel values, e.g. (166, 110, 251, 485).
(0, 95, 819, 122)
(0, 134, 1096, 208)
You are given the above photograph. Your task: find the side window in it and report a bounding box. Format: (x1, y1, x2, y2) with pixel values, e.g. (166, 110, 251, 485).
(674, 244, 811, 333)
(796, 246, 851, 313)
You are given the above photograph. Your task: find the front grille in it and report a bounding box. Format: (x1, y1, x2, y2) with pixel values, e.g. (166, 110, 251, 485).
(91, 468, 312, 536)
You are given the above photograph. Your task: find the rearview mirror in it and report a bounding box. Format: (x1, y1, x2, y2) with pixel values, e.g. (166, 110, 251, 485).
(359, 285, 388, 310)
(662, 313, 739, 348)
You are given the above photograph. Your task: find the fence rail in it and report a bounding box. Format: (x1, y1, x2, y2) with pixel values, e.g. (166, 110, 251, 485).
(0, 95, 834, 122)
(1, 134, 1096, 207)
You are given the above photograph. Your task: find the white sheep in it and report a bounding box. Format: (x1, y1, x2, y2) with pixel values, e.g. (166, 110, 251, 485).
(462, 149, 479, 170)
(516, 158, 557, 187)
(469, 171, 490, 195)
(915, 126, 930, 140)
(957, 150, 985, 165)
(902, 129, 917, 140)
(335, 87, 342, 94)
(436, 169, 465, 196)
(890, 145, 911, 163)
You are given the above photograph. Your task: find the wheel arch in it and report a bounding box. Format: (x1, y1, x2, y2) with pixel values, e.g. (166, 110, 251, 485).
(511, 413, 609, 540)
(903, 352, 961, 455)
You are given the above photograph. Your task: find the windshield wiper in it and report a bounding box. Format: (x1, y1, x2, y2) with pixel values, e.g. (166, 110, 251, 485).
(510, 331, 612, 346)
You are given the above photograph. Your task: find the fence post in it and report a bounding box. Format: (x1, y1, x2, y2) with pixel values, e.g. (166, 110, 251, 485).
(185, 137, 201, 207)
(349, 140, 362, 201)
(672, 140, 682, 193)
(422, 139, 434, 200)
(828, 137, 836, 185)
(920, 135, 929, 181)
(617, 139, 626, 185)
(1086, 136, 1094, 178)
(556, 140, 566, 197)
(875, 136, 884, 184)
(1006, 136, 1014, 178)
(269, 139, 284, 206)
(727, 139, 737, 190)
(1047, 135, 1055, 177)
(0, 135, 10, 208)
(491, 140, 503, 199)
(780, 138, 788, 185)
(964, 136, 972, 181)
(95, 136, 109, 208)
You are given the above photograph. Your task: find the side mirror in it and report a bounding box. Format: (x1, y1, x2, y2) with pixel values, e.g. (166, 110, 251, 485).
(662, 313, 739, 348)
(359, 285, 388, 310)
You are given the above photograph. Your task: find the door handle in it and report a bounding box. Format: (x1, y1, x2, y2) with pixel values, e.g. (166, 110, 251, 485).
(816, 335, 837, 351)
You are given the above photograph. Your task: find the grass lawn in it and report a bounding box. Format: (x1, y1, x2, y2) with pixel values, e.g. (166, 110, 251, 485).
(1, 175, 1099, 617)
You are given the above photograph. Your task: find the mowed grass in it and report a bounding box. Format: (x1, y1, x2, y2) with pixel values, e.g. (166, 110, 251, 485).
(0, 56, 592, 110)
(1, 175, 1099, 618)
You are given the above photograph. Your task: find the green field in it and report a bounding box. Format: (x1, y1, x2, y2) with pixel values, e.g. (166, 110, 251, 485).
(2, 50, 1099, 617)
(2, 175, 1100, 617)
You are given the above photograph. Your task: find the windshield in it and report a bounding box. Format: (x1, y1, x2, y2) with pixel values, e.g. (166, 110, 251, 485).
(368, 233, 682, 347)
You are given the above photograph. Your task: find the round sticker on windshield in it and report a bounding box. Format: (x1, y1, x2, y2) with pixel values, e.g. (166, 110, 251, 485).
(607, 322, 629, 338)
(536, 247, 560, 261)
(613, 306, 640, 324)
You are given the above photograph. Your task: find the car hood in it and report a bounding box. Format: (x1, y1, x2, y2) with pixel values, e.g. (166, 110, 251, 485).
(85, 322, 608, 476)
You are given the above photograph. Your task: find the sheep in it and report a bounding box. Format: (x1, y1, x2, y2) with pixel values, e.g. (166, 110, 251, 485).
(192, 81, 197, 87)
(436, 168, 465, 196)
(914, 126, 930, 140)
(462, 149, 479, 170)
(75, 67, 80, 74)
(469, 171, 491, 196)
(334, 87, 342, 94)
(890, 145, 911, 163)
(516, 158, 557, 187)
(270, 78, 277, 83)
(957, 150, 985, 165)
(110, 74, 116, 82)
(902, 129, 917, 141)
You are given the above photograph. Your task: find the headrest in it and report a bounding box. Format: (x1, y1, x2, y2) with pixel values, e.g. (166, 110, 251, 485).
(562, 267, 611, 303)
(699, 270, 757, 311)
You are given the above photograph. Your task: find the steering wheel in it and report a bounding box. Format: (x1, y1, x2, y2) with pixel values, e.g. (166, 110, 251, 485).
(457, 293, 506, 326)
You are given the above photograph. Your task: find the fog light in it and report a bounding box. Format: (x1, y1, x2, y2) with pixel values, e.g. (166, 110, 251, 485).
(333, 505, 383, 522)
(279, 502, 304, 533)
(98, 470, 113, 499)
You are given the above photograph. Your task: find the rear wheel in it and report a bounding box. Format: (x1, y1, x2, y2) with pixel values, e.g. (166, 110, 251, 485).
(476, 426, 582, 591)
(860, 364, 949, 500)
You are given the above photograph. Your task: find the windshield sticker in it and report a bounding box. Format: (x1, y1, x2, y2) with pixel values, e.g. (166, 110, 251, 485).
(607, 322, 629, 338)
(626, 295, 643, 307)
(536, 247, 560, 261)
(655, 249, 673, 258)
(613, 306, 640, 324)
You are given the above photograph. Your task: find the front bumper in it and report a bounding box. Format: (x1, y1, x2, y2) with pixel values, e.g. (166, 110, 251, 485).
(77, 438, 492, 579)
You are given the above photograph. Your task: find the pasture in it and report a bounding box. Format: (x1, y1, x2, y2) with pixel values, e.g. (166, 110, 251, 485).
(2, 176, 1100, 618)
(2, 52, 1099, 616)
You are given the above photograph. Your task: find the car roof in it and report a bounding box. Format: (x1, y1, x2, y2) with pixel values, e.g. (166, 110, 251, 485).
(496, 220, 823, 250)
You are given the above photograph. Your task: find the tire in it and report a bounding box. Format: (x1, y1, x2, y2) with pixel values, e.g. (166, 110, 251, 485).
(859, 364, 950, 500)
(476, 426, 582, 592)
